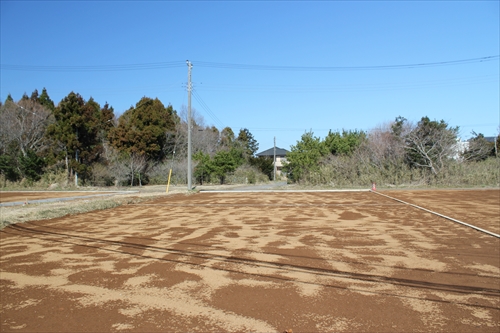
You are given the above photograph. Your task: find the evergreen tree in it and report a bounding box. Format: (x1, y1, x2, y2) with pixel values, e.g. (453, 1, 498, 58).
(0, 154, 19, 183)
(282, 131, 327, 182)
(210, 147, 244, 184)
(109, 97, 176, 161)
(236, 128, 259, 157)
(220, 127, 235, 147)
(19, 150, 45, 182)
(324, 129, 366, 156)
(47, 92, 108, 182)
(249, 156, 274, 180)
(193, 151, 211, 184)
(77, 97, 105, 173)
(39, 88, 55, 111)
(30, 89, 39, 103)
(98, 102, 115, 146)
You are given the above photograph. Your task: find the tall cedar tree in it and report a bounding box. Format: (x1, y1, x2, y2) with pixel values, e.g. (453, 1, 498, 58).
(39, 88, 55, 111)
(27, 88, 55, 111)
(220, 127, 235, 148)
(99, 102, 115, 144)
(79, 98, 105, 169)
(47, 92, 110, 180)
(236, 128, 259, 157)
(109, 97, 176, 161)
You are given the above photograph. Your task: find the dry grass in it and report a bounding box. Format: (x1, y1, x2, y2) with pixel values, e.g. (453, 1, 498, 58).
(0, 183, 260, 229)
(0, 186, 189, 229)
(1, 198, 119, 229)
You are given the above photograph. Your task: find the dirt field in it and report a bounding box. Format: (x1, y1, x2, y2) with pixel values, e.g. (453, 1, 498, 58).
(1, 189, 499, 332)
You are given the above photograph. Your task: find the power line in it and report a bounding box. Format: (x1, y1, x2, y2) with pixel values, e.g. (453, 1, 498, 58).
(193, 55, 499, 71)
(192, 89, 225, 129)
(1, 55, 497, 72)
(245, 127, 319, 132)
(0, 61, 186, 72)
(196, 75, 499, 93)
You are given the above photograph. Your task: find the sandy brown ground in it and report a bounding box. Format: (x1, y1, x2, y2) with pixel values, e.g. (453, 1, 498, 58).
(379, 189, 500, 235)
(1, 189, 499, 332)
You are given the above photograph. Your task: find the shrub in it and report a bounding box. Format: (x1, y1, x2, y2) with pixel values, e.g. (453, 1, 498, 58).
(226, 165, 269, 184)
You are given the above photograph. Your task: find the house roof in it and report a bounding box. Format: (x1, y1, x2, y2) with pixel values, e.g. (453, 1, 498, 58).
(485, 136, 497, 143)
(467, 136, 497, 143)
(256, 147, 289, 157)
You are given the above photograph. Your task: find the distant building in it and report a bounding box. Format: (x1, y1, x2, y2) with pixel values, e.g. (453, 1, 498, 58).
(453, 139, 469, 160)
(484, 136, 497, 143)
(452, 136, 498, 160)
(256, 147, 289, 178)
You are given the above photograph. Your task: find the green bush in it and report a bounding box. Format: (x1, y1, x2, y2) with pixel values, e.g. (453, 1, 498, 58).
(226, 165, 269, 184)
(299, 155, 499, 188)
(19, 150, 46, 182)
(247, 170, 256, 184)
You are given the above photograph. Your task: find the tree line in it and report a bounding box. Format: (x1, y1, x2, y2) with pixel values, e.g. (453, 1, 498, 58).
(1, 88, 498, 188)
(0, 89, 273, 187)
(283, 117, 499, 187)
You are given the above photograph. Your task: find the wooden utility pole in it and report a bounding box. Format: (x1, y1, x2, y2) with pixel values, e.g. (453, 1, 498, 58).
(273, 137, 276, 181)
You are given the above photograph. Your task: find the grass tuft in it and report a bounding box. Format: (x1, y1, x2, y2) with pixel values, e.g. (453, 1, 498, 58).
(0, 192, 170, 230)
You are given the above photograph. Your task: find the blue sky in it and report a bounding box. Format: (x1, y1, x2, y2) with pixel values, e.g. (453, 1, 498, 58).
(1, 1, 499, 151)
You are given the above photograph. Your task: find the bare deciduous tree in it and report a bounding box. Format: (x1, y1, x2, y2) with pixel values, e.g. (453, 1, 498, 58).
(167, 106, 220, 160)
(357, 122, 406, 169)
(129, 153, 148, 186)
(460, 131, 494, 162)
(0, 99, 54, 156)
(398, 117, 459, 175)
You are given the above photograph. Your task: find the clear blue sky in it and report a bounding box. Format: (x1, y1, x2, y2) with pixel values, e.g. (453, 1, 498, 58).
(1, 1, 499, 151)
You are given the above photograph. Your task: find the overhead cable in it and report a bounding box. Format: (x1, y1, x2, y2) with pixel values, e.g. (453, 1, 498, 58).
(192, 55, 499, 71)
(192, 89, 225, 129)
(196, 75, 498, 93)
(0, 61, 186, 72)
(1, 55, 497, 72)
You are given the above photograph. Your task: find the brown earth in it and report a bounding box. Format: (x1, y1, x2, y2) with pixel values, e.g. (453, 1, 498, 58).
(379, 189, 500, 235)
(1, 189, 499, 332)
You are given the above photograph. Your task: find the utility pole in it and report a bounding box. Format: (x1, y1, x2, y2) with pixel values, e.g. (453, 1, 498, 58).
(273, 137, 276, 181)
(187, 60, 193, 190)
(75, 149, 78, 187)
(75, 128, 79, 187)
